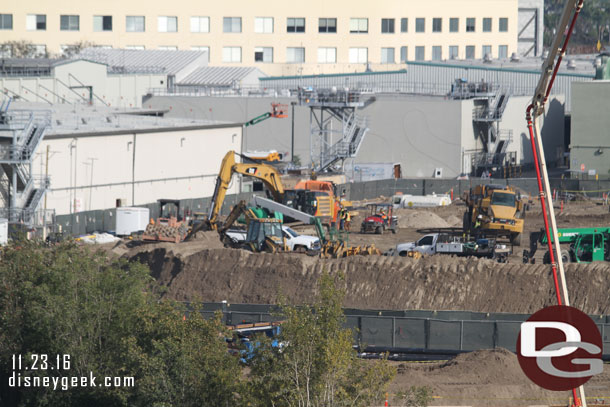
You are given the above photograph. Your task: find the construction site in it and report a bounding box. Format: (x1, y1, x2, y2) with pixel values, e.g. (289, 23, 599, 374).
(2, 1, 610, 406)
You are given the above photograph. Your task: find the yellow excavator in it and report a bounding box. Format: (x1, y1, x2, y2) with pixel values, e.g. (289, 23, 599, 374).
(204, 150, 285, 231)
(217, 200, 287, 253)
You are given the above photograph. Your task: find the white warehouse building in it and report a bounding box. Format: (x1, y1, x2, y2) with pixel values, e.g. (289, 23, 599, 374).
(18, 103, 243, 217)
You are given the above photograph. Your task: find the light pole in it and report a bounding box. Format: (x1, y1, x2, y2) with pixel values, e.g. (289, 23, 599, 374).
(83, 157, 98, 211)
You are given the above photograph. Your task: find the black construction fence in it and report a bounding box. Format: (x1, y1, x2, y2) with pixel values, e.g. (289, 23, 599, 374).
(339, 177, 610, 202)
(54, 177, 610, 236)
(191, 302, 610, 358)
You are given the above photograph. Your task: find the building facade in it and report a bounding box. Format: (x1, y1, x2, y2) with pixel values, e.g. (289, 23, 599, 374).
(570, 81, 610, 178)
(2, 0, 519, 75)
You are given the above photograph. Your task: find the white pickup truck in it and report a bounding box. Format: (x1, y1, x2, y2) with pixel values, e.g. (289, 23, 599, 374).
(386, 233, 510, 261)
(226, 225, 321, 253)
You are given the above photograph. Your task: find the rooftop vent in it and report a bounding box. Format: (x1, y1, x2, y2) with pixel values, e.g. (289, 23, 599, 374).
(510, 53, 520, 62)
(567, 59, 576, 70)
(483, 53, 492, 63)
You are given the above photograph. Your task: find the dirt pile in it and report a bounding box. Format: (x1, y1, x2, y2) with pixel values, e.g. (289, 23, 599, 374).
(389, 348, 610, 406)
(395, 209, 450, 228)
(131, 247, 610, 314)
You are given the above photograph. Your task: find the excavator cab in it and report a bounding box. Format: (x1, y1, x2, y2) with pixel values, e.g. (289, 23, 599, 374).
(244, 218, 286, 253)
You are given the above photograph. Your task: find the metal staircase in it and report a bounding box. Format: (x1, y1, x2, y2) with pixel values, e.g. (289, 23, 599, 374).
(299, 88, 370, 173)
(469, 87, 515, 175)
(0, 103, 51, 227)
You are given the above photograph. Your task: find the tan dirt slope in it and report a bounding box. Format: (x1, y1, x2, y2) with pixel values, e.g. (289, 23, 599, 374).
(130, 246, 610, 314)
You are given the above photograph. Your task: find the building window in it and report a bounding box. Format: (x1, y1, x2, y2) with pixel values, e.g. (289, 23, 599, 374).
(126, 45, 145, 50)
(466, 45, 475, 59)
(381, 48, 395, 63)
(223, 17, 241, 33)
(60, 15, 79, 31)
(466, 18, 475, 32)
(415, 46, 425, 61)
(26, 14, 46, 31)
(158, 46, 178, 50)
(349, 18, 368, 33)
(318, 18, 336, 33)
(449, 45, 458, 59)
(191, 16, 210, 33)
(483, 18, 492, 32)
(499, 18, 508, 32)
(158, 16, 177, 32)
(0, 14, 13, 30)
(498, 45, 508, 59)
(482, 45, 491, 58)
(126, 16, 145, 32)
(287, 47, 305, 63)
(317, 47, 336, 63)
(449, 18, 458, 32)
(381, 18, 395, 33)
(287, 18, 305, 33)
(255, 17, 273, 33)
(191, 46, 210, 61)
(401, 18, 408, 33)
(432, 18, 442, 33)
(349, 47, 367, 63)
(400, 46, 408, 62)
(254, 47, 273, 62)
(415, 18, 425, 33)
(93, 16, 112, 32)
(222, 46, 241, 62)
(432, 46, 442, 61)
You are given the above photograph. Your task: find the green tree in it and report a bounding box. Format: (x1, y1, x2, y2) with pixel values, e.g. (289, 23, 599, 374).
(0, 40, 46, 58)
(248, 273, 395, 407)
(0, 241, 243, 406)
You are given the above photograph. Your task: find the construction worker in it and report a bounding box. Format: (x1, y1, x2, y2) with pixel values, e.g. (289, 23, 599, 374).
(474, 214, 482, 229)
(380, 208, 388, 225)
(339, 206, 346, 230)
(344, 209, 351, 231)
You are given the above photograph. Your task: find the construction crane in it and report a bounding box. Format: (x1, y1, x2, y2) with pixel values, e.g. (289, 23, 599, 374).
(525, 1, 586, 405)
(244, 103, 287, 127)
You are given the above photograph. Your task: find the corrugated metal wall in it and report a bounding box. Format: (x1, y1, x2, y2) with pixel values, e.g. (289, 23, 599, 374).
(260, 62, 594, 112)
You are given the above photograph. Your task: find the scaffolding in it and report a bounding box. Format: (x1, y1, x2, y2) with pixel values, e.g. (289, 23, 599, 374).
(451, 79, 515, 176)
(298, 88, 370, 173)
(0, 99, 53, 231)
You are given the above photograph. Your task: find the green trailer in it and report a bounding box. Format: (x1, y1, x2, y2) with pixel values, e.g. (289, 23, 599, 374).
(523, 227, 610, 264)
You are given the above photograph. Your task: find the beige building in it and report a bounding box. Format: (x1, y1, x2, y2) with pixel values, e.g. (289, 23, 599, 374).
(2, 0, 518, 75)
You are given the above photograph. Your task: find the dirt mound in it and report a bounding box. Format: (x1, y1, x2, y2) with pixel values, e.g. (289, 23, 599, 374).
(130, 247, 610, 314)
(186, 230, 225, 248)
(395, 209, 449, 228)
(389, 348, 606, 406)
(444, 214, 462, 227)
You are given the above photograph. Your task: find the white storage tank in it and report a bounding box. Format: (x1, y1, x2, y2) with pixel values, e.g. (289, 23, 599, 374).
(392, 194, 452, 209)
(116, 207, 150, 236)
(0, 218, 7, 245)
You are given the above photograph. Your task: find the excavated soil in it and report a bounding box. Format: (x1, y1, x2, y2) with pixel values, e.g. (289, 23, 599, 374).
(388, 348, 610, 406)
(129, 245, 610, 314)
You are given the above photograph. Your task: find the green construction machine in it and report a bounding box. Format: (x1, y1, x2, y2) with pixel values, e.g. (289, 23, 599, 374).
(523, 227, 610, 264)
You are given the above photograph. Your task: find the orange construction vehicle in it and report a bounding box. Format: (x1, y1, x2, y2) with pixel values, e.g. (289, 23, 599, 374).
(293, 180, 340, 224)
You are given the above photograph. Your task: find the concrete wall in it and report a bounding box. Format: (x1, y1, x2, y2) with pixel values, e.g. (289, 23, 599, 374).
(148, 93, 566, 178)
(33, 125, 242, 215)
(571, 81, 610, 178)
(2, 0, 519, 75)
(0, 60, 166, 108)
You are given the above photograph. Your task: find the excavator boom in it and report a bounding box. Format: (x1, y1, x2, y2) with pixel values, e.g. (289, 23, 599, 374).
(207, 150, 284, 228)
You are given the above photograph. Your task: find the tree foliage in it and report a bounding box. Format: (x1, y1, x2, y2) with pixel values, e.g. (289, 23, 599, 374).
(0, 243, 396, 407)
(0, 41, 47, 58)
(0, 241, 242, 406)
(248, 273, 396, 407)
(545, 0, 610, 48)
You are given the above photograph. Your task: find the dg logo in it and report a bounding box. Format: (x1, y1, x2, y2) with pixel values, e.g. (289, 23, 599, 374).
(517, 305, 603, 391)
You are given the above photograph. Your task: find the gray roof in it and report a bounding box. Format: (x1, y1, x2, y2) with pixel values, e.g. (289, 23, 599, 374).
(8, 101, 237, 136)
(75, 48, 207, 75)
(179, 66, 264, 86)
